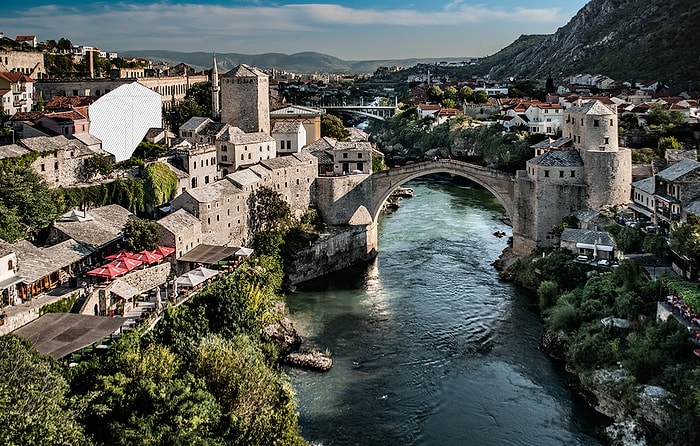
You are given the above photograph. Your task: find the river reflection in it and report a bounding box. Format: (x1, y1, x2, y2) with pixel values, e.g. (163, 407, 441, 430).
(287, 174, 602, 446)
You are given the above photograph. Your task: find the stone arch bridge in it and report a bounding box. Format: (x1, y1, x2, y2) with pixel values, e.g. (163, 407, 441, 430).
(371, 159, 515, 221)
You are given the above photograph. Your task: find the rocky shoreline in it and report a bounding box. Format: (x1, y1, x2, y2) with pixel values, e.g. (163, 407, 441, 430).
(263, 303, 333, 372)
(497, 248, 674, 446)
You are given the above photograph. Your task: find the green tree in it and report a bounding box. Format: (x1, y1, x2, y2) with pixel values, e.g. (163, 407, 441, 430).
(443, 86, 458, 102)
(192, 334, 306, 445)
(538, 280, 559, 311)
(426, 85, 443, 103)
(250, 186, 292, 234)
(0, 165, 62, 237)
(122, 218, 160, 252)
(82, 154, 115, 181)
(658, 136, 683, 156)
(0, 203, 27, 242)
(458, 86, 474, 102)
(57, 37, 72, 53)
(185, 81, 213, 118)
(545, 75, 555, 93)
(0, 335, 89, 445)
(474, 90, 489, 104)
(170, 99, 204, 133)
(441, 98, 457, 109)
(321, 114, 350, 141)
(646, 103, 687, 128)
(670, 214, 700, 260)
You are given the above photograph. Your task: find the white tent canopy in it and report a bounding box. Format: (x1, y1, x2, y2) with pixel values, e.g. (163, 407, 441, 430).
(175, 266, 219, 288)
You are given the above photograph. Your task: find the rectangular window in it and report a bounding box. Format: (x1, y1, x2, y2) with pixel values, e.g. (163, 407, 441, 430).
(604, 137, 609, 144)
(559, 170, 564, 178)
(544, 170, 550, 177)
(593, 119, 599, 127)
(343, 153, 348, 158)
(570, 170, 575, 177)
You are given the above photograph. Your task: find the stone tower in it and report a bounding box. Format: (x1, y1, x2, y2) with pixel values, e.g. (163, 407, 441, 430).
(220, 64, 270, 134)
(211, 53, 220, 119)
(511, 99, 632, 255)
(563, 100, 631, 210)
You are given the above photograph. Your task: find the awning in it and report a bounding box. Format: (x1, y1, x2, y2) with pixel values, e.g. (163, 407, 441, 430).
(178, 244, 239, 264)
(0, 274, 24, 290)
(235, 247, 254, 257)
(109, 279, 142, 299)
(175, 266, 219, 288)
(13, 313, 125, 359)
(627, 202, 653, 217)
(576, 242, 614, 252)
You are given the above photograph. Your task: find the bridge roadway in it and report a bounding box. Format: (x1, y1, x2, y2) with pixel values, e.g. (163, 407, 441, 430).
(322, 105, 398, 120)
(371, 159, 515, 221)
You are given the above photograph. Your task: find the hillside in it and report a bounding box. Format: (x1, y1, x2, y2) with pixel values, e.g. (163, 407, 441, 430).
(483, 0, 700, 82)
(119, 50, 471, 74)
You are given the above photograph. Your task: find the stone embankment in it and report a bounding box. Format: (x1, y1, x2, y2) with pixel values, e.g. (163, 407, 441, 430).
(263, 303, 333, 372)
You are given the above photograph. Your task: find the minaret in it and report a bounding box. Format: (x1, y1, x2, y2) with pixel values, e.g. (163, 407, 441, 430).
(211, 53, 220, 119)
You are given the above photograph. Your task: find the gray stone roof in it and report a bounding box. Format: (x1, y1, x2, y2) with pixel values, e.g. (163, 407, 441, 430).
(304, 136, 337, 151)
(632, 177, 655, 194)
(223, 64, 267, 78)
(21, 135, 91, 156)
(13, 239, 93, 284)
(574, 208, 601, 223)
(561, 228, 616, 247)
(180, 117, 211, 131)
(51, 204, 133, 250)
(311, 150, 334, 164)
(531, 138, 555, 150)
(656, 159, 700, 182)
(200, 121, 228, 136)
(335, 141, 373, 151)
(72, 133, 103, 148)
(531, 149, 583, 167)
(226, 130, 275, 145)
(684, 199, 700, 216)
(158, 208, 200, 234)
(260, 155, 306, 170)
(271, 120, 302, 134)
(226, 169, 261, 188)
(186, 178, 241, 203)
(0, 143, 30, 160)
(569, 99, 615, 116)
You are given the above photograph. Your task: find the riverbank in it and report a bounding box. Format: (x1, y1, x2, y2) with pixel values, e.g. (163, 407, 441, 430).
(500, 249, 698, 446)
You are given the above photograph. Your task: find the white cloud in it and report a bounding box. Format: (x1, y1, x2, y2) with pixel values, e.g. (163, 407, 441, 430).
(6, 1, 580, 58)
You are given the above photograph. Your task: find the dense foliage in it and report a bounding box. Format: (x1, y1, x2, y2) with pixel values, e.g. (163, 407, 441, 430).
(142, 162, 179, 211)
(122, 218, 160, 252)
(368, 107, 533, 172)
(321, 114, 350, 141)
(0, 335, 89, 445)
(507, 251, 700, 444)
(0, 165, 62, 241)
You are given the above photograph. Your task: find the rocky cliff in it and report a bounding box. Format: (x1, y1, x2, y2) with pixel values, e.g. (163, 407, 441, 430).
(484, 0, 700, 83)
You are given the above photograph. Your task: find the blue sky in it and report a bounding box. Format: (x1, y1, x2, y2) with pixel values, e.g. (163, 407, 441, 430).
(1, 1, 590, 59)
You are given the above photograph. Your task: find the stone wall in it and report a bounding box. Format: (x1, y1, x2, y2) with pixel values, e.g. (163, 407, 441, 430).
(316, 175, 373, 225)
(221, 73, 269, 134)
(286, 222, 378, 285)
(582, 148, 632, 210)
(0, 51, 46, 77)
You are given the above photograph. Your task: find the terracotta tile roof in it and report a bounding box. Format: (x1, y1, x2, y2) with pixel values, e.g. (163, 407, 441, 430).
(45, 96, 98, 110)
(0, 72, 33, 83)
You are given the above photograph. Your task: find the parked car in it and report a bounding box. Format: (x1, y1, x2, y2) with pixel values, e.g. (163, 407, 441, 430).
(576, 254, 589, 262)
(597, 259, 610, 266)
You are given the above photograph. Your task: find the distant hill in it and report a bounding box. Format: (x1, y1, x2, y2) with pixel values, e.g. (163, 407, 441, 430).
(482, 0, 700, 83)
(119, 50, 471, 74)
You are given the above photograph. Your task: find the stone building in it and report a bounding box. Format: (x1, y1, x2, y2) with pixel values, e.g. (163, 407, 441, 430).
(35, 71, 208, 111)
(270, 105, 323, 146)
(0, 50, 46, 78)
(0, 71, 34, 115)
(217, 126, 276, 174)
(307, 137, 374, 176)
(157, 209, 202, 261)
(7, 135, 109, 188)
(512, 99, 632, 254)
(220, 64, 270, 134)
(272, 120, 306, 155)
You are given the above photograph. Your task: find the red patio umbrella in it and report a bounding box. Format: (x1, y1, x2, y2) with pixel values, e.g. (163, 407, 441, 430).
(154, 245, 175, 258)
(87, 263, 128, 280)
(106, 249, 135, 260)
(131, 250, 163, 264)
(107, 257, 143, 272)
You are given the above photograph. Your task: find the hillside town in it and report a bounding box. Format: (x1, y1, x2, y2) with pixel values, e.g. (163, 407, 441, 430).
(1, 30, 700, 445)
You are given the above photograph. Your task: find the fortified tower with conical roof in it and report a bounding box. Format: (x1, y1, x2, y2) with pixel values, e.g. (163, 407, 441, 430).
(220, 64, 269, 134)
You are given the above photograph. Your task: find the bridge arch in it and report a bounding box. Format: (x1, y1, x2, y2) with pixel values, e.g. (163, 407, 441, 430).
(370, 160, 515, 223)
